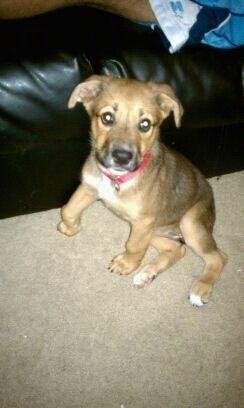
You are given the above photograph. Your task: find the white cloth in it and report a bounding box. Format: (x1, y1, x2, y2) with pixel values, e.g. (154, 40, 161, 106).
(149, 0, 202, 52)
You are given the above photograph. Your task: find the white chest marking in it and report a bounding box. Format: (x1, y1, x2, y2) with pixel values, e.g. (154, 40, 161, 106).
(84, 173, 120, 204)
(83, 173, 141, 220)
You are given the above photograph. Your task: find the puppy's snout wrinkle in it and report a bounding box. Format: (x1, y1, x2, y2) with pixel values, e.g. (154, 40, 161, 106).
(104, 141, 138, 170)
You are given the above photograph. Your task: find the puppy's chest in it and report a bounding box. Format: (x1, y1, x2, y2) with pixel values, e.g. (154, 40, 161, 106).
(84, 173, 141, 221)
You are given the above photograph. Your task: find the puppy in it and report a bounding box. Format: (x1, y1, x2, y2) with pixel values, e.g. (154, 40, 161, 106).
(58, 75, 227, 306)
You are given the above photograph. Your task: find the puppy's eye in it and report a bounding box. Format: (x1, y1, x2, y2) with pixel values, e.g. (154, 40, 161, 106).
(139, 119, 151, 133)
(101, 112, 115, 126)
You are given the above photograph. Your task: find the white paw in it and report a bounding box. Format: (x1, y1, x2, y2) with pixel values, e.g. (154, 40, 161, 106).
(133, 272, 155, 289)
(189, 293, 204, 307)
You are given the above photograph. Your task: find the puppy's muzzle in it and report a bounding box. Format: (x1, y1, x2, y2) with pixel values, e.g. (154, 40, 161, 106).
(99, 141, 138, 171)
(112, 147, 133, 166)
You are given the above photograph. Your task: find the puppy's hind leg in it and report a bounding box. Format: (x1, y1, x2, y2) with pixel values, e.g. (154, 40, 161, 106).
(133, 236, 186, 288)
(58, 183, 97, 236)
(180, 202, 227, 306)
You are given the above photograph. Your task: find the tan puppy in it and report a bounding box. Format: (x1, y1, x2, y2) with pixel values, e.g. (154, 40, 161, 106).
(58, 75, 227, 306)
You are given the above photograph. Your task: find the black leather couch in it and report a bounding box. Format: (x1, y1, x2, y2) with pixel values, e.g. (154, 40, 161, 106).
(0, 7, 243, 219)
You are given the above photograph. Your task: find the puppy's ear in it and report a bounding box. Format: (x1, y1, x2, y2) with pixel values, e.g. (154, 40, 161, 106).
(68, 75, 104, 111)
(153, 84, 184, 128)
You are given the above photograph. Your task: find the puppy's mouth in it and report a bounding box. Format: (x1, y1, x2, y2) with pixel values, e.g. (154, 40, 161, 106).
(96, 142, 139, 172)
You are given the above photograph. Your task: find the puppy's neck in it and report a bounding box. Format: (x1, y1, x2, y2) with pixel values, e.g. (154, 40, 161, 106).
(97, 153, 151, 192)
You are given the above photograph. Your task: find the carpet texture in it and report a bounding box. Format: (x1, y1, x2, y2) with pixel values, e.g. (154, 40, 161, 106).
(0, 171, 243, 408)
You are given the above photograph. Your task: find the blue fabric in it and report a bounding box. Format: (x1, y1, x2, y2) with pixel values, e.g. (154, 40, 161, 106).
(192, 0, 244, 48)
(188, 6, 229, 45)
(136, 1, 244, 50)
(193, 1, 244, 14)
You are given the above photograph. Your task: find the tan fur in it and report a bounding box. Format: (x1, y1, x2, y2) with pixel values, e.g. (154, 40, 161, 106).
(58, 75, 227, 305)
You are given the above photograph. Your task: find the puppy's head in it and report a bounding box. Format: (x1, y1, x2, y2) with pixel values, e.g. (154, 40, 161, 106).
(68, 75, 183, 171)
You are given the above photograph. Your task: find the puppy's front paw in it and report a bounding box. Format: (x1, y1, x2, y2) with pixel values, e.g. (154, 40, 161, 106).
(57, 221, 80, 236)
(189, 280, 213, 307)
(108, 253, 139, 275)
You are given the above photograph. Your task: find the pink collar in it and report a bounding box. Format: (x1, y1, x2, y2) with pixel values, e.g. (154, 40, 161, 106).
(97, 152, 151, 191)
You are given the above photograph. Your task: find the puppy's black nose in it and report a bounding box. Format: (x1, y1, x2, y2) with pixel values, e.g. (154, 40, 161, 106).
(112, 148, 133, 166)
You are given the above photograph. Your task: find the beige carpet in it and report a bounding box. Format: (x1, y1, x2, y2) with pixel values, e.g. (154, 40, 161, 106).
(0, 171, 243, 408)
